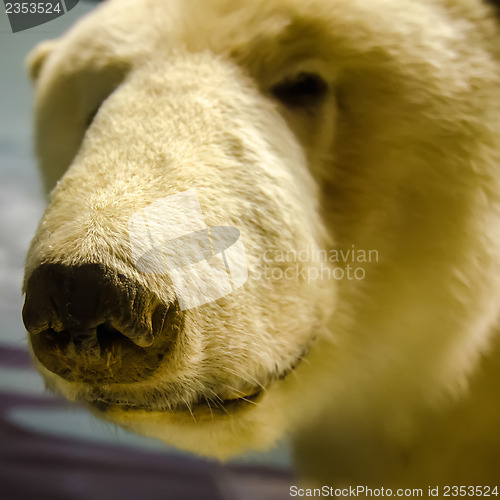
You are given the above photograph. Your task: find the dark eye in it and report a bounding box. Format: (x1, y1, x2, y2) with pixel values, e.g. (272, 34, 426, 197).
(271, 72, 328, 108)
(86, 106, 100, 128)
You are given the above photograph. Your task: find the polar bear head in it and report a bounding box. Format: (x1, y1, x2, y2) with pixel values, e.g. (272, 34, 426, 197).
(23, 0, 500, 461)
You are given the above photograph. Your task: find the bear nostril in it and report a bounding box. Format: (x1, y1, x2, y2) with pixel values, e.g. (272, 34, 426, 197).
(32, 323, 145, 359)
(95, 323, 141, 350)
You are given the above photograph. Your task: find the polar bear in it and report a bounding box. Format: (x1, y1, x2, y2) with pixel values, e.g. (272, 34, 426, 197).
(23, 0, 500, 487)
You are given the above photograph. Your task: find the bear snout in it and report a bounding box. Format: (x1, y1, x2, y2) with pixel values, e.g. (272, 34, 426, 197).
(23, 263, 177, 384)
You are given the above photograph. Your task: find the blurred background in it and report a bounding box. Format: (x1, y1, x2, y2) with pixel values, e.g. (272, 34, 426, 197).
(0, 2, 293, 498)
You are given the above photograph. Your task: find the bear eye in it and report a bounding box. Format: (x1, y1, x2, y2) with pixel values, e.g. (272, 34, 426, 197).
(271, 72, 328, 108)
(85, 106, 100, 128)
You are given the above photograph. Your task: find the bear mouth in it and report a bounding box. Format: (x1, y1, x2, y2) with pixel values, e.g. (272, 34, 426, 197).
(89, 342, 311, 416)
(90, 388, 264, 415)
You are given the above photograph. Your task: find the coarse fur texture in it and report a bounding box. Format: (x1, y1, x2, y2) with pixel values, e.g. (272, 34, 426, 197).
(24, 0, 500, 487)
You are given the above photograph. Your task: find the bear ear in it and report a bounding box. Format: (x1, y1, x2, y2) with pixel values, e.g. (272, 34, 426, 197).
(26, 40, 58, 82)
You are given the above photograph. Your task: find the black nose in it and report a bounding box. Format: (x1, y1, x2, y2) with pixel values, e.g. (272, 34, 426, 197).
(23, 263, 156, 347)
(23, 263, 174, 383)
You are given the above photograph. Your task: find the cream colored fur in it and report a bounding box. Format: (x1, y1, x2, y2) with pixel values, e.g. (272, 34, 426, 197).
(25, 0, 500, 486)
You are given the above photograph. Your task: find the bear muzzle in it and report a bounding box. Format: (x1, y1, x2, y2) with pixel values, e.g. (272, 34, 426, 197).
(22, 263, 178, 384)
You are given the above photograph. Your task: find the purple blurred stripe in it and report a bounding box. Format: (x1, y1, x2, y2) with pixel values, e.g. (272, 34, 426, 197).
(0, 343, 34, 369)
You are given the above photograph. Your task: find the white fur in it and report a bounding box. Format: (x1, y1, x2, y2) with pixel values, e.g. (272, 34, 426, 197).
(25, 0, 500, 485)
